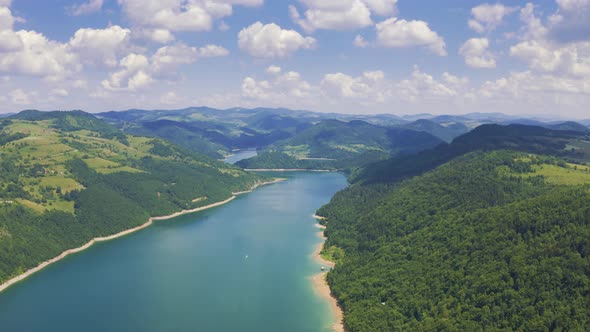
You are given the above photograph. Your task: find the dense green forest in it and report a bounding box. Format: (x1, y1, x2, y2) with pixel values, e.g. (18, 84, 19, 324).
(317, 126, 590, 331)
(0, 111, 263, 284)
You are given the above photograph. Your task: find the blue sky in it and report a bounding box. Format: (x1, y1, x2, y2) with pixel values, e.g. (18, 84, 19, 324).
(0, 0, 589, 119)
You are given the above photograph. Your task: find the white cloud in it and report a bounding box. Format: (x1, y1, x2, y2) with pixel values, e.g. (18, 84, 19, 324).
(510, 3, 590, 78)
(363, 0, 398, 16)
(265, 65, 282, 74)
(353, 34, 369, 48)
(10, 89, 31, 105)
(442, 72, 469, 86)
(0, 5, 14, 30)
(152, 44, 198, 68)
(289, 1, 372, 32)
(238, 22, 316, 58)
(468, 3, 518, 33)
(117, 0, 263, 33)
(101, 42, 216, 92)
(50, 88, 69, 97)
(160, 91, 179, 105)
(134, 28, 176, 44)
(242, 69, 313, 100)
(480, 71, 590, 100)
(0, 30, 22, 52)
(68, 26, 131, 68)
(0, 5, 79, 79)
(198, 44, 229, 57)
(0, 30, 79, 78)
(459, 38, 496, 68)
(375, 18, 447, 56)
(321, 71, 386, 101)
(289, 0, 397, 32)
(510, 40, 590, 77)
(102, 53, 151, 91)
(397, 67, 457, 102)
(67, 0, 103, 16)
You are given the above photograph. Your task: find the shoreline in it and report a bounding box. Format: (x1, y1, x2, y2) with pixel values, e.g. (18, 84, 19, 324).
(311, 216, 345, 332)
(0, 179, 283, 294)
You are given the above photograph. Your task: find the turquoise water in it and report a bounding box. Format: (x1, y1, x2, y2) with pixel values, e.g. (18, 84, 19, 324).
(0, 172, 347, 332)
(224, 149, 258, 164)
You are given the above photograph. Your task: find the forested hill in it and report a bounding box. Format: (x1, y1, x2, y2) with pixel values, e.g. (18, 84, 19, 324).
(354, 124, 590, 184)
(237, 120, 443, 171)
(0, 111, 263, 284)
(316, 125, 590, 331)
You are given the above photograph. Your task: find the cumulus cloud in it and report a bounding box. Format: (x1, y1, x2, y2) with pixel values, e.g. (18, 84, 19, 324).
(0, 5, 14, 30)
(101, 41, 222, 91)
(265, 65, 282, 74)
(510, 3, 590, 78)
(198, 44, 229, 57)
(238, 22, 316, 58)
(479, 71, 590, 114)
(321, 71, 386, 102)
(289, 0, 397, 32)
(117, 0, 263, 34)
(375, 18, 447, 56)
(353, 34, 369, 48)
(459, 38, 496, 68)
(67, 0, 103, 16)
(0, 5, 80, 79)
(0, 30, 79, 78)
(468, 3, 518, 33)
(242, 69, 313, 100)
(68, 26, 131, 68)
(396, 67, 457, 102)
(510, 40, 590, 77)
(134, 28, 176, 44)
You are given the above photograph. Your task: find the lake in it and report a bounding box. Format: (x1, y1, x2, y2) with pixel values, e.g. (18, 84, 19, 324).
(224, 149, 258, 164)
(0, 172, 347, 332)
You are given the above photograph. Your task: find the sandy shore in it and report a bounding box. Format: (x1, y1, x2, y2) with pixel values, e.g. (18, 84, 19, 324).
(311, 216, 345, 332)
(0, 179, 283, 293)
(231, 178, 286, 195)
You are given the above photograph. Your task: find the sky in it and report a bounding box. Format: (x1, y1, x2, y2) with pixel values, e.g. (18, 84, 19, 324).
(0, 0, 589, 119)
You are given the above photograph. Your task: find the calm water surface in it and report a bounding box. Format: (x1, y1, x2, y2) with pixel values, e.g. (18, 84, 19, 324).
(0, 172, 347, 332)
(224, 149, 258, 164)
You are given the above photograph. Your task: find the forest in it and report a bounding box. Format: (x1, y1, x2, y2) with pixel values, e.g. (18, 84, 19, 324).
(0, 111, 263, 283)
(317, 127, 590, 331)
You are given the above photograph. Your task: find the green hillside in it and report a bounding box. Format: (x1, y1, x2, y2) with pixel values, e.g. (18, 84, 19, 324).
(237, 120, 443, 170)
(316, 126, 590, 331)
(0, 111, 263, 283)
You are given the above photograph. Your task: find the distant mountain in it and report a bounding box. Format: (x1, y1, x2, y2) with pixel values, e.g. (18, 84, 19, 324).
(237, 119, 443, 170)
(98, 107, 314, 158)
(546, 121, 590, 133)
(401, 119, 470, 143)
(401, 113, 434, 121)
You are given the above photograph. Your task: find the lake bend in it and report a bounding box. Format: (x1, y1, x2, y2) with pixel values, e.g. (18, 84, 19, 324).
(0, 172, 347, 332)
